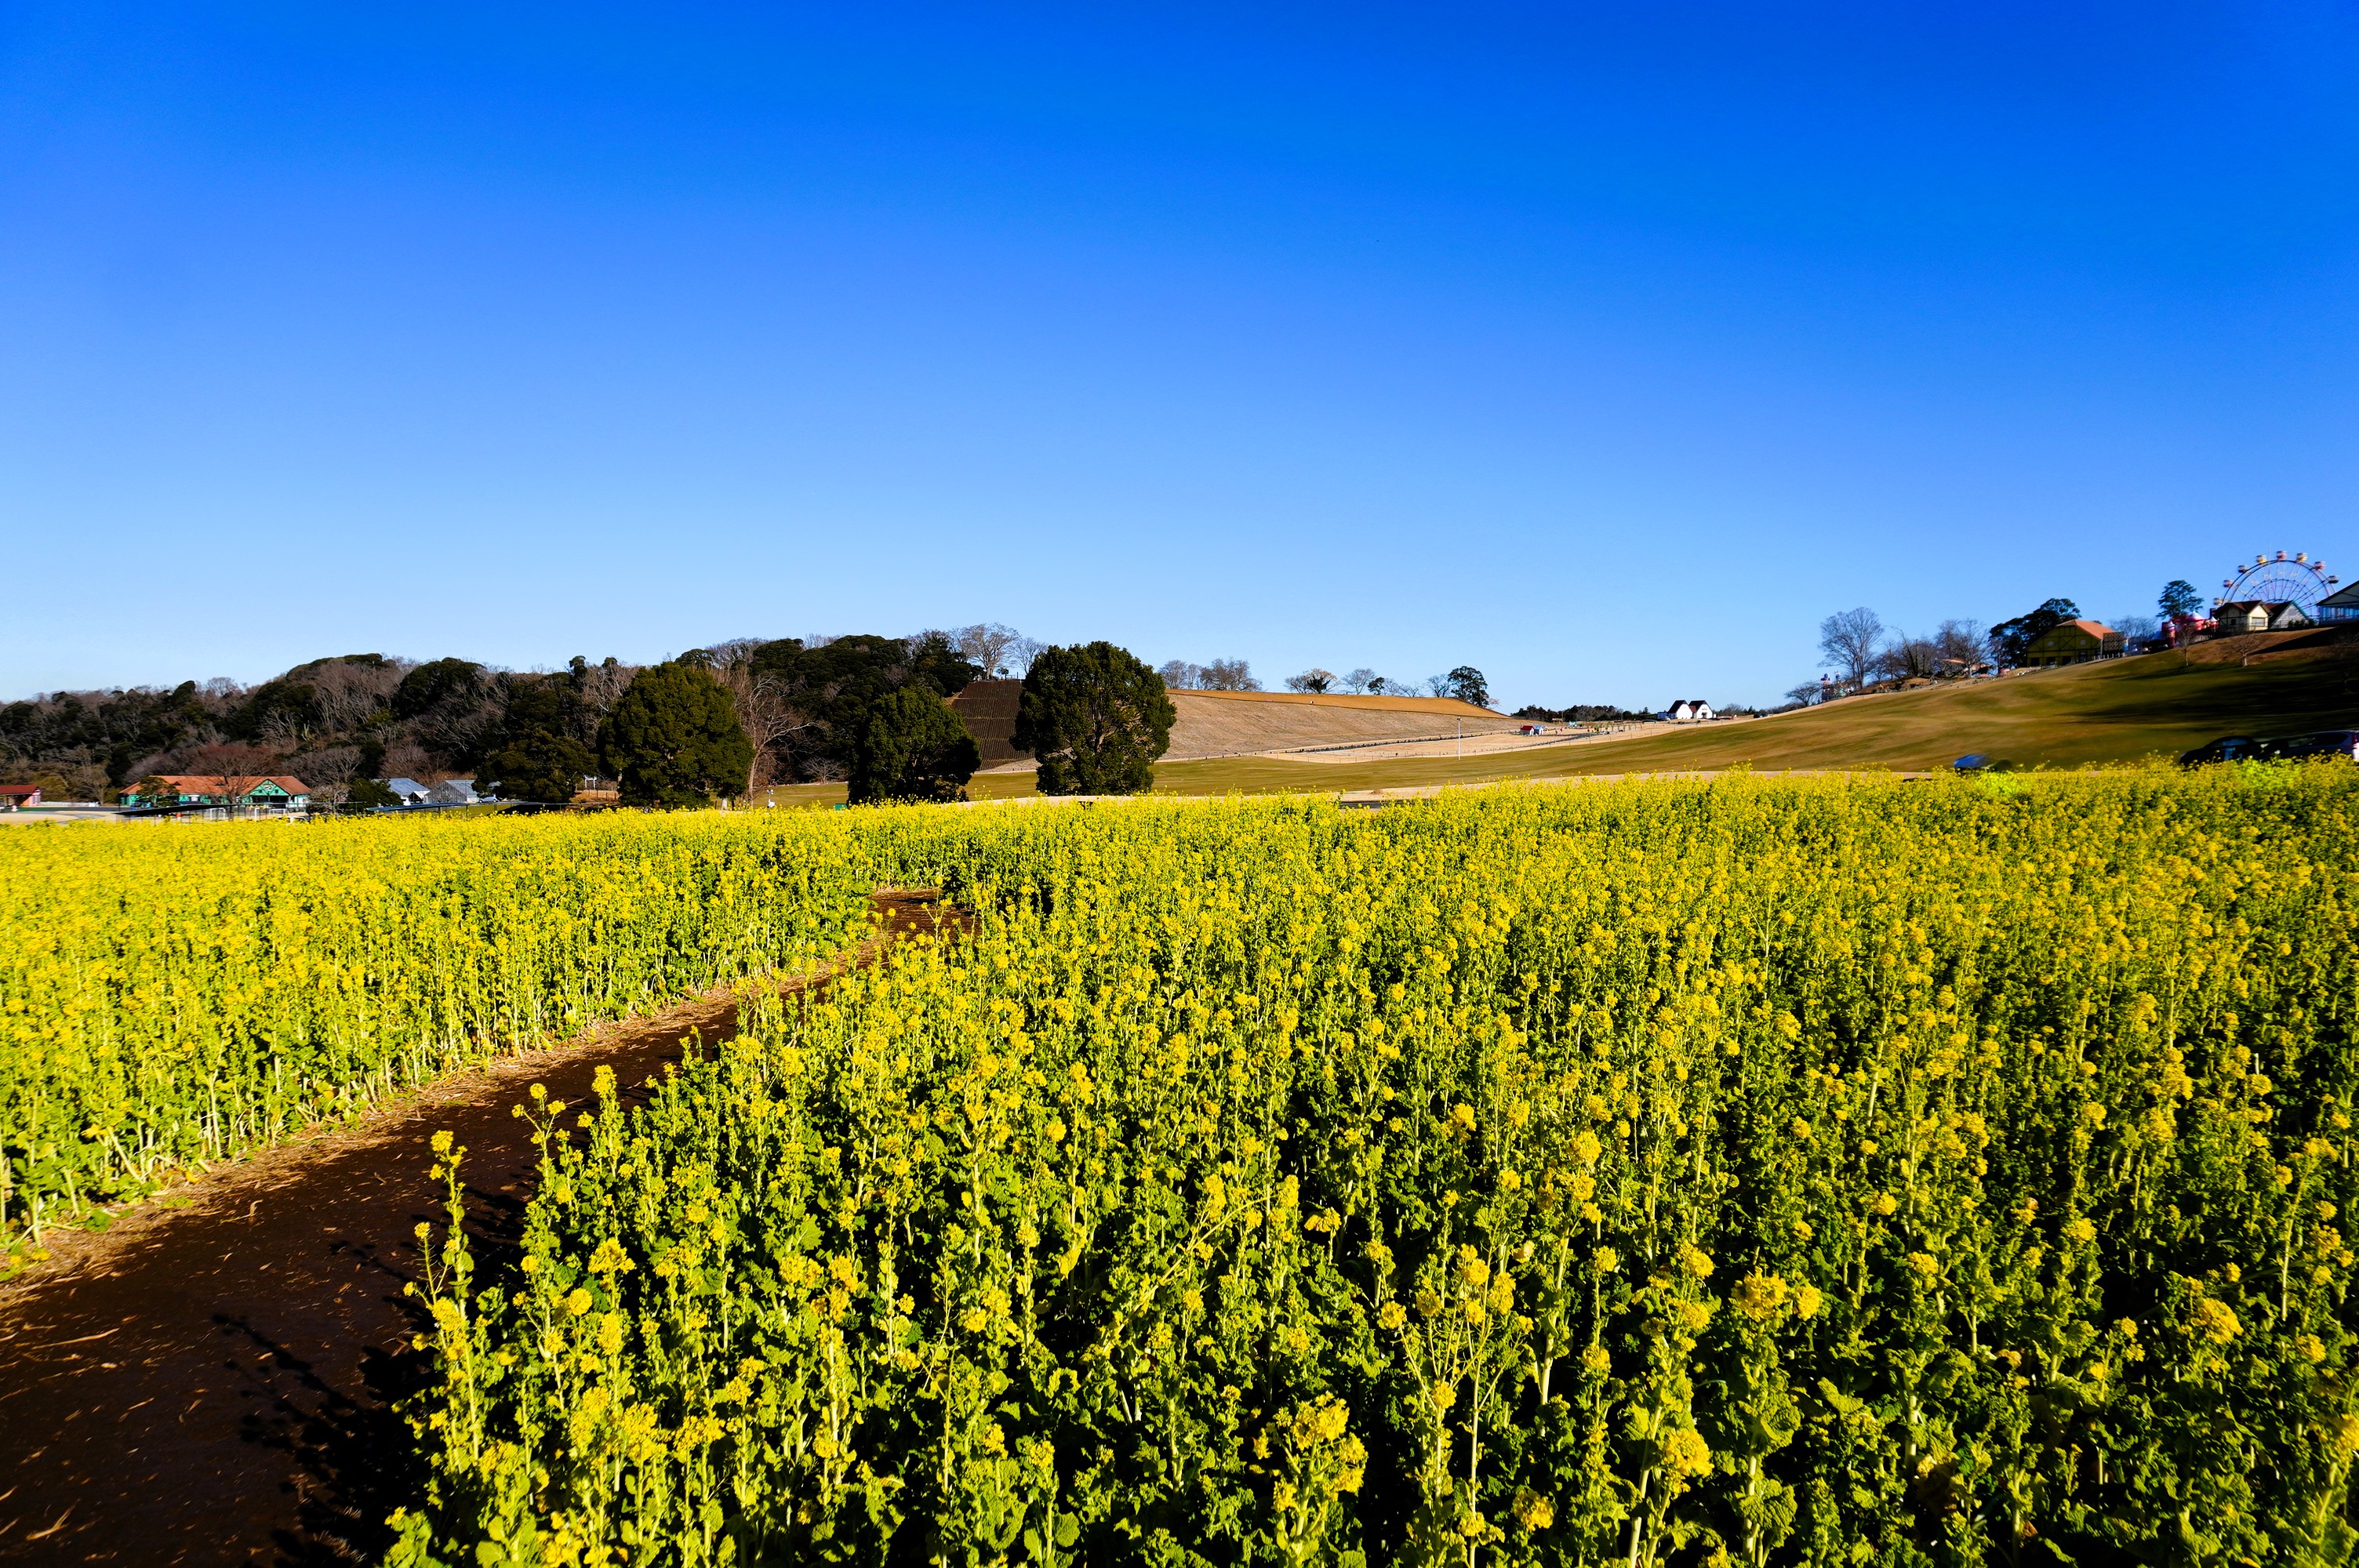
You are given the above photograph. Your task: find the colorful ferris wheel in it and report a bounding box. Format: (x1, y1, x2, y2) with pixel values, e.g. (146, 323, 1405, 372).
(2218, 550, 2337, 613)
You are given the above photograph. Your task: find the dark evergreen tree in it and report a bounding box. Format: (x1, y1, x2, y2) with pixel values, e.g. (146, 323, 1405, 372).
(1445, 666, 1491, 709)
(484, 675, 595, 803)
(393, 658, 487, 718)
(599, 662, 754, 808)
(848, 687, 980, 804)
(1013, 642, 1175, 796)
(345, 777, 402, 810)
(745, 632, 980, 780)
(2158, 579, 2205, 621)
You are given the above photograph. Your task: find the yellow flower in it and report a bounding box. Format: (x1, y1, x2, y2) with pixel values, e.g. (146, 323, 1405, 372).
(1581, 1344, 1612, 1375)
(2190, 1297, 2240, 1345)
(1731, 1271, 1790, 1322)
(565, 1287, 594, 1318)
(1660, 1428, 1712, 1478)
(1792, 1283, 1823, 1319)
(429, 1130, 453, 1156)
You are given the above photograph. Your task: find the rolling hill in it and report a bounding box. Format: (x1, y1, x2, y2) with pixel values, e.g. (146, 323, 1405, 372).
(755, 631, 2359, 806)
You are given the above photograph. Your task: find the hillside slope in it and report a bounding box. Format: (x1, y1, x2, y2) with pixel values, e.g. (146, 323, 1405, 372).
(778, 636, 2359, 805)
(950, 681, 1514, 765)
(1161, 689, 1514, 760)
(1539, 639, 2358, 776)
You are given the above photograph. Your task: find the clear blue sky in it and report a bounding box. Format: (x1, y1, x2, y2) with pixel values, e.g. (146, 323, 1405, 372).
(5, 3, 2357, 710)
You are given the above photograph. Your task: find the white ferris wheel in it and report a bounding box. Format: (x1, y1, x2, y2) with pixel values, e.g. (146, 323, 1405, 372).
(2218, 550, 2337, 614)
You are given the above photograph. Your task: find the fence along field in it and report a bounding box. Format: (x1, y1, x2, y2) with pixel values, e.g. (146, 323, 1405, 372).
(387, 774, 2359, 1566)
(0, 813, 887, 1251)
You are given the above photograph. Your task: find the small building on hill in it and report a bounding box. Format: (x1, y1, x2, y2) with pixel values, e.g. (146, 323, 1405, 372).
(2318, 583, 2359, 623)
(0, 785, 38, 811)
(2212, 599, 2315, 635)
(1664, 699, 1715, 721)
(122, 775, 311, 810)
(2023, 619, 2124, 665)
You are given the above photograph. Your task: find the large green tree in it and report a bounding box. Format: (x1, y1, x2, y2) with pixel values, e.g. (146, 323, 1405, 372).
(745, 632, 980, 781)
(600, 661, 754, 808)
(2158, 579, 2205, 621)
(848, 687, 980, 804)
(1013, 642, 1174, 796)
(484, 675, 595, 803)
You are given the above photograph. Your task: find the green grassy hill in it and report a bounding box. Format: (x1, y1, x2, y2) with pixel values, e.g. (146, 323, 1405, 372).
(751, 641, 2359, 805)
(1538, 641, 2359, 777)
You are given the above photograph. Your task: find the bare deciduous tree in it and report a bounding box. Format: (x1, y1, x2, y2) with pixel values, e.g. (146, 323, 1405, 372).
(713, 651, 807, 793)
(1932, 619, 1987, 670)
(1158, 659, 1205, 690)
(1873, 634, 1943, 682)
(1201, 658, 1258, 691)
(1341, 667, 1379, 695)
(308, 659, 409, 732)
(574, 656, 636, 730)
(955, 624, 1028, 679)
(1818, 608, 1885, 688)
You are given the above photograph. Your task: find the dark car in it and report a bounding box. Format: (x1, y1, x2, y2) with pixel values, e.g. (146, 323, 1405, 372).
(2263, 730, 2359, 762)
(2178, 735, 2260, 767)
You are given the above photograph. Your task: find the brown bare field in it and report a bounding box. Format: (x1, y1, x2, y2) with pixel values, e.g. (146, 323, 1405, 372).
(1161, 688, 1519, 760)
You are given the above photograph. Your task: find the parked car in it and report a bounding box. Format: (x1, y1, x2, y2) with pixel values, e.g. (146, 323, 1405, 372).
(2178, 735, 2260, 767)
(1951, 753, 2015, 773)
(2263, 730, 2359, 762)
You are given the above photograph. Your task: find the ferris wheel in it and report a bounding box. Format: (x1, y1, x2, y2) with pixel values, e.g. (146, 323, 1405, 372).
(2219, 550, 2338, 612)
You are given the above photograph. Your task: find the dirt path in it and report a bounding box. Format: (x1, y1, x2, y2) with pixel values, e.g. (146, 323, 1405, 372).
(0, 890, 958, 1566)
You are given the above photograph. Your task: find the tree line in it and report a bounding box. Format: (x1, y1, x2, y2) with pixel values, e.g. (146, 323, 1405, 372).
(1795, 579, 2208, 705)
(0, 623, 1187, 811)
(1155, 661, 1494, 708)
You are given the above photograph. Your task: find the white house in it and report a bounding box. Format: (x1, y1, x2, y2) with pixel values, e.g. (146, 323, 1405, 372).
(1664, 699, 1715, 722)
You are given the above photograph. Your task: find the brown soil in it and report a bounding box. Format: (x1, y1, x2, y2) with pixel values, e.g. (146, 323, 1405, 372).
(0, 890, 962, 1566)
(1159, 690, 1523, 762)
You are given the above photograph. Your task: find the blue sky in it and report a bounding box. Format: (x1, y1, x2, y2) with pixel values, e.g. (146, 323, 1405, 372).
(5, 2, 2357, 710)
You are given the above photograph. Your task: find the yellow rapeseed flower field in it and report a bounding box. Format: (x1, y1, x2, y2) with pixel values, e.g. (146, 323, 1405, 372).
(365, 769, 2359, 1566)
(0, 811, 880, 1247)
